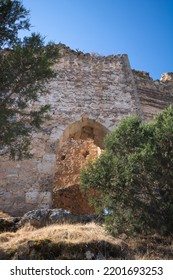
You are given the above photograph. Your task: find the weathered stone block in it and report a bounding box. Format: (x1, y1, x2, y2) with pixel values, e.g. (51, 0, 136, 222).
(26, 191, 39, 204)
(37, 161, 55, 175)
(7, 169, 18, 177)
(38, 191, 52, 204)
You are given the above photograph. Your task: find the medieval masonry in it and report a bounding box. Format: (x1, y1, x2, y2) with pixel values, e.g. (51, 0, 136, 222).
(0, 44, 173, 216)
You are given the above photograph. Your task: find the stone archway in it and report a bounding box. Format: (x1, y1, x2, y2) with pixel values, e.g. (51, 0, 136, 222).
(53, 118, 109, 214)
(58, 118, 109, 150)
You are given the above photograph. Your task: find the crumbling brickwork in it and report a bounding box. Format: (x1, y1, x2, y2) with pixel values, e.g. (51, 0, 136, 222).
(53, 138, 101, 214)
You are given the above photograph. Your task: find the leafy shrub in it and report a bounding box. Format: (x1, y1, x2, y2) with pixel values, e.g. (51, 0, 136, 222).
(80, 106, 173, 236)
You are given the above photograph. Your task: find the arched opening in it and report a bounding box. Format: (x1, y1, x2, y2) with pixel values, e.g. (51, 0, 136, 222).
(58, 118, 109, 150)
(53, 118, 109, 215)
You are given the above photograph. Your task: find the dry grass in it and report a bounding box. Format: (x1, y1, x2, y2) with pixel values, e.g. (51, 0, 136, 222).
(0, 215, 173, 260)
(0, 222, 117, 249)
(128, 234, 173, 260)
(0, 211, 12, 220)
(0, 222, 130, 260)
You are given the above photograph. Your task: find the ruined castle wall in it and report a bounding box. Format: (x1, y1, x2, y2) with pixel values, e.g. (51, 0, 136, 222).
(0, 45, 172, 216)
(0, 45, 140, 216)
(42, 45, 140, 131)
(133, 70, 173, 120)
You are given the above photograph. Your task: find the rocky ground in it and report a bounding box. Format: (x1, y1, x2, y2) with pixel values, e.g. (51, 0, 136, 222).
(0, 210, 173, 260)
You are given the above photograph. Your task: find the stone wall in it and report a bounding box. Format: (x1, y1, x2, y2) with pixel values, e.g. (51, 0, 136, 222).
(133, 70, 173, 120)
(0, 44, 173, 216)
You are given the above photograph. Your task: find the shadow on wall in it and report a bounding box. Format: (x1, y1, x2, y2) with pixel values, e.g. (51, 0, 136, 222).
(53, 118, 109, 214)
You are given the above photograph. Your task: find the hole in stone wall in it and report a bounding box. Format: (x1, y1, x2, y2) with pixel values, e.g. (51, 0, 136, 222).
(53, 118, 109, 214)
(61, 154, 66, 160)
(82, 150, 89, 158)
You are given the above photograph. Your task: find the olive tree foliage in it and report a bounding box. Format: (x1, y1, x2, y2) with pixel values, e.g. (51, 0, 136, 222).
(80, 106, 173, 236)
(0, 0, 59, 159)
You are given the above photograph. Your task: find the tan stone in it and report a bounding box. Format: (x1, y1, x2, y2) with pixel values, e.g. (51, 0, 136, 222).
(0, 44, 172, 216)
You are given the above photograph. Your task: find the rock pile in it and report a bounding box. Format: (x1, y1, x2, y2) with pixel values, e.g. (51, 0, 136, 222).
(0, 209, 102, 232)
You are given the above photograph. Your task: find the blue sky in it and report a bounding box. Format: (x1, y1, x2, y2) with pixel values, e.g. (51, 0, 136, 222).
(21, 0, 173, 80)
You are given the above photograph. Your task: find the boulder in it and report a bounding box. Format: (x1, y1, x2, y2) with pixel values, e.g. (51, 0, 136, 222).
(17, 208, 102, 228)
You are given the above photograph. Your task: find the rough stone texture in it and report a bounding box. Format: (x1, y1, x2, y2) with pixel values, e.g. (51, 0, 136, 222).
(55, 139, 101, 188)
(17, 208, 101, 228)
(0, 44, 173, 216)
(53, 138, 101, 214)
(53, 184, 96, 215)
(132, 70, 173, 120)
(18, 208, 78, 228)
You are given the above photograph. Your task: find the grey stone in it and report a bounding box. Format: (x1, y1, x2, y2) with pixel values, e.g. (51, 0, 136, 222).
(17, 209, 102, 228)
(26, 191, 39, 204)
(17, 208, 79, 228)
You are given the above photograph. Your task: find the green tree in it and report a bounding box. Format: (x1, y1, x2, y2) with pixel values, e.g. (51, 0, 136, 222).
(80, 106, 173, 236)
(0, 0, 30, 48)
(0, 0, 59, 159)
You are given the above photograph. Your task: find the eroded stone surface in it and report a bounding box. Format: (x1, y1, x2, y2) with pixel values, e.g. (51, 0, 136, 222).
(132, 70, 173, 120)
(0, 44, 173, 216)
(53, 138, 101, 214)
